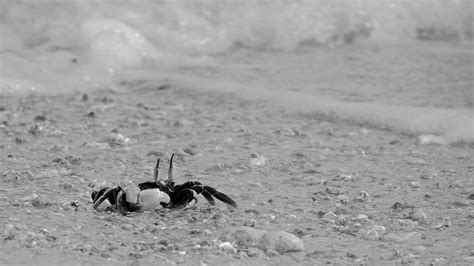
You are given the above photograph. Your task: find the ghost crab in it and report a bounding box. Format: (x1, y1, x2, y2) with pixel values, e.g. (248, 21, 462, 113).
(91, 154, 238, 215)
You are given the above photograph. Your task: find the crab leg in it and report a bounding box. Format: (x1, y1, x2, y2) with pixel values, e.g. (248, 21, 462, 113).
(154, 158, 160, 185)
(201, 190, 216, 205)
(116, 190, 128, 216)
(92, 187, 117, 210)
(203, 186, 238, 208)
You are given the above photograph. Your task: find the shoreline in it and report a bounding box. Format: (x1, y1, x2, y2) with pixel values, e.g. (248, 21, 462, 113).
(2, 73, 473, 145)
(2, 40, 472, 144)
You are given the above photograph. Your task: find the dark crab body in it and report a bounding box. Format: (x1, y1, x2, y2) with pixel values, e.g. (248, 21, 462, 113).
(91, 154, 238, 215)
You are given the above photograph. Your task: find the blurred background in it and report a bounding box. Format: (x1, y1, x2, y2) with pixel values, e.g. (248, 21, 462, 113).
(0, 0, 473, 142)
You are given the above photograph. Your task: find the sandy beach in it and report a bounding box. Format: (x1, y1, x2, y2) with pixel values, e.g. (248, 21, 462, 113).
(1, 1, 473, 264)
(1, 79, 473, 264)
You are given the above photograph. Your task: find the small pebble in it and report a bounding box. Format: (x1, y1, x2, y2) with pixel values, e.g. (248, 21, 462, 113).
(189, 229, 202, 235)
(107, 133, 130, 147)
(395, 219, 418, 231)
(20, 193, 38, 202)
(250, 153, 266, 166)
(405, 157, 426, 166)
(28, 124, 43, 135)
(243, 219, 256, 227)
(246, 247, 263, 257)
(202, 229, 212, 236)
(361, 229, 380, 241)
(372, 225, 387, 235)
(452, 200, 470, 207)
(174, 119, 193, 127)
(244, 209, 259, 215)
(354, 214, 373, 226)
(266, 249, 280, 257)
(335, 173, 354, 181)
(121, 224, 134, 230)
(418, 135, 447, 145)
(322, 211, 337, 222)
(450, 181, 464, 189)
(221, 227, 304, 254)
(31, 195, 53, 208)
(5, 223, 15, 231)
(392, 202, 413, 210)
(183, 147, 197, 156)
(38, 169, 60, 179)
(419, 173, 437, 180)
(219, 242, 236, 253)
(413, 245, 427, 253)
(61, 183, 73, 189)
(431, 258, 448, 264)
(431, 217, 452, 229)
(411, 208, 427, 223)
(383, 232, 422, 243)
(337, 195, 350, 204)
(59, 168, 72, 176)
(34, 115, 47, 122)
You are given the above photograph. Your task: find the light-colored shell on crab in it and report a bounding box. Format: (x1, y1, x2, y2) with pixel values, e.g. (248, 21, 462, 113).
(124, 185, 170, 211)
(138, 189, 170, 211)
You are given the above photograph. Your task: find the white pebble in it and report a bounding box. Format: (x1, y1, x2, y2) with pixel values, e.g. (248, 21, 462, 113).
(219, 241, 236, 253)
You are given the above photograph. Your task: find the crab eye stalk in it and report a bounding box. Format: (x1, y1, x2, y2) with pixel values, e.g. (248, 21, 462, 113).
(167, 153, 174, 184)
(154, 158, 160, 185)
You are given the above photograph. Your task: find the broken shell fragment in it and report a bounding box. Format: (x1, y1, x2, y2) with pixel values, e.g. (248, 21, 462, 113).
(431, 216, 452, 229)
(354, 191, 370, 202)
